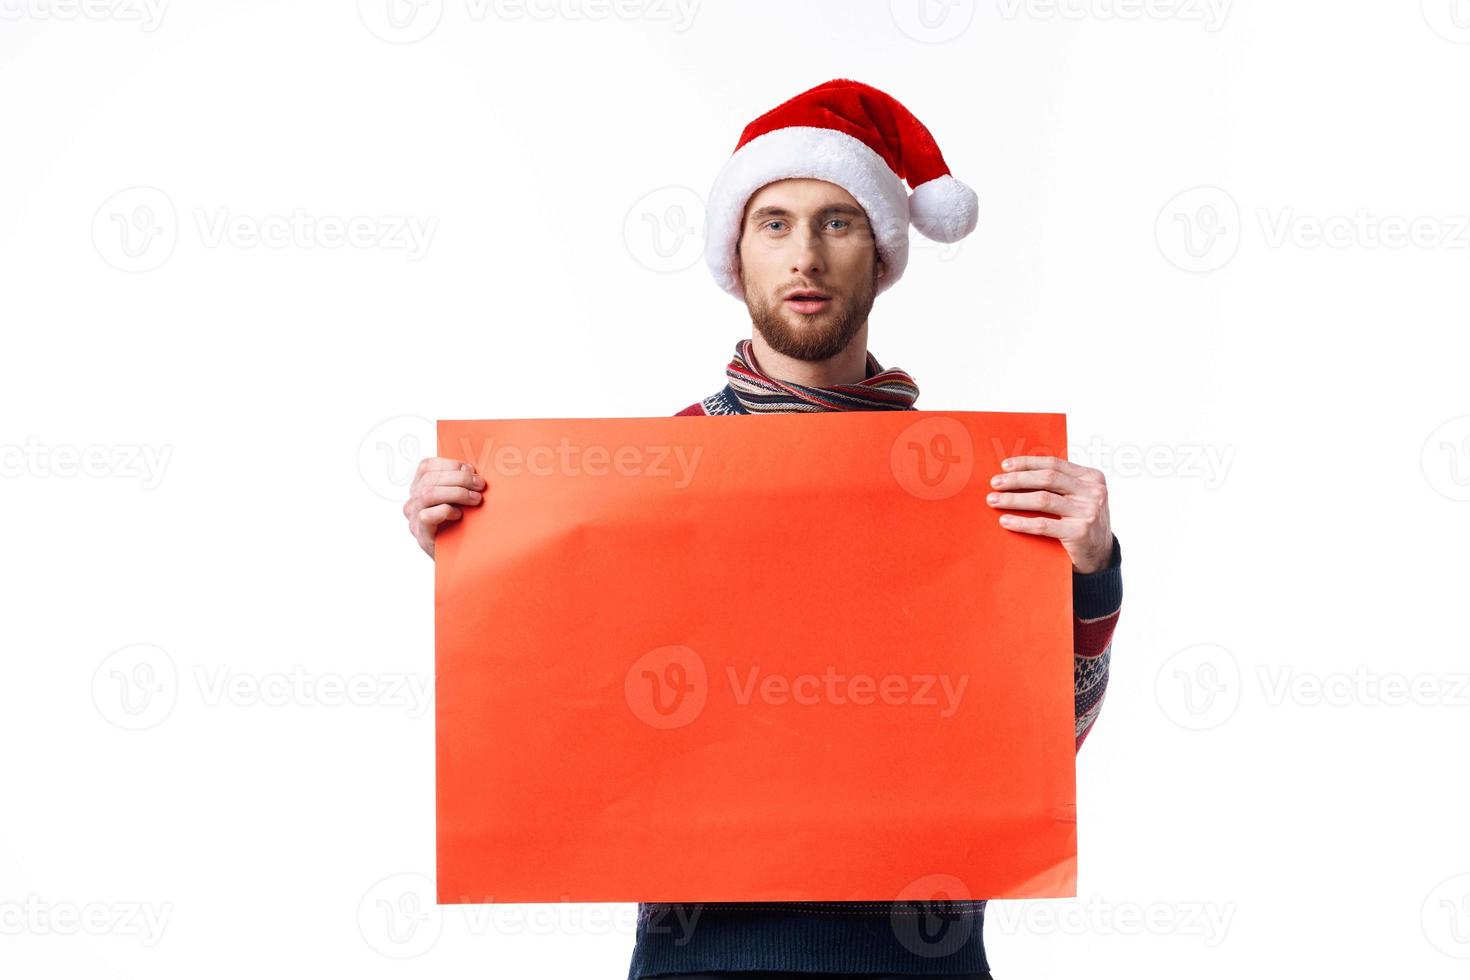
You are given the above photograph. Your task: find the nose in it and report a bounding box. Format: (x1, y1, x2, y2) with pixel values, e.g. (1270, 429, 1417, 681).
(790, 226, 825, 279)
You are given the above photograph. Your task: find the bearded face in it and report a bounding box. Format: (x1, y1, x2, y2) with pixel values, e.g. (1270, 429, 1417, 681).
(736, 178, 883, 364)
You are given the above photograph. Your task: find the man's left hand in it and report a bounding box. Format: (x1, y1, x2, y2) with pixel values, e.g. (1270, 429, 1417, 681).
(986, 456, 1114, 574)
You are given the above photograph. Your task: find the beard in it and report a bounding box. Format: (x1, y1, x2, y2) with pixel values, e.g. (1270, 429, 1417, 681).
(746, 270, 877, 363)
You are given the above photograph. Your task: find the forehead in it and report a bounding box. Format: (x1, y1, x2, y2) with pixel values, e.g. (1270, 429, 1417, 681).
(742, 177, 864, 217)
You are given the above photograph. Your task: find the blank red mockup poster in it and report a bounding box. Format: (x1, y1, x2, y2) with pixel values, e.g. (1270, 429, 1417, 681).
(435, 410, 1074, 905)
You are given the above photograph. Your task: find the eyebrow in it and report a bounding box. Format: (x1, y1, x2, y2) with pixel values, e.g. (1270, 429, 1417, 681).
(747, 204, 868, 225)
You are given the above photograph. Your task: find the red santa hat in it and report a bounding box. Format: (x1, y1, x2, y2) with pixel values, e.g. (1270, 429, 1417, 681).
(703, 77, 979, 302)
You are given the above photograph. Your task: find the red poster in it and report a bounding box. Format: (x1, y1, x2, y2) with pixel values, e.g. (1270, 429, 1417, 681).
(435, 411, 1074, 904)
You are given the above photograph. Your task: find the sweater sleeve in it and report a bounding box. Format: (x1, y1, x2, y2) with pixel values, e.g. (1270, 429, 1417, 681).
(1072, 533, 1123, 751)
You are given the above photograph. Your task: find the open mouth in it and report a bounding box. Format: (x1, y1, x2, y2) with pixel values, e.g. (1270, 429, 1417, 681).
(783, 291, 832, 313)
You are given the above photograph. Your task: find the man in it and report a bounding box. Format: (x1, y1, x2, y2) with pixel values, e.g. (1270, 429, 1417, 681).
(404, 79, 1122, 980)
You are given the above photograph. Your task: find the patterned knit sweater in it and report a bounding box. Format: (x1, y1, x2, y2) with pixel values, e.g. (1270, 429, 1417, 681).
(626, 383, 1124, 979)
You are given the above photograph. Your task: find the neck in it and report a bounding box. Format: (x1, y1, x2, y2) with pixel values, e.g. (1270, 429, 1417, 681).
(749, 320, 871, 387)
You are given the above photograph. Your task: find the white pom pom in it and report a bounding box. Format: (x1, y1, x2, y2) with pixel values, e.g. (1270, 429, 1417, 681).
(908, 174, 978, 243)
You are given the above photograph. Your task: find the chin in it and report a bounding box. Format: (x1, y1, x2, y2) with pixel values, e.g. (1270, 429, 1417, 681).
(786, 303, 839, 320)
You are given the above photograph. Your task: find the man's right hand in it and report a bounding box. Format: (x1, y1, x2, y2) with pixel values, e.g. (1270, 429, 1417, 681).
(405, 457, 486, 558)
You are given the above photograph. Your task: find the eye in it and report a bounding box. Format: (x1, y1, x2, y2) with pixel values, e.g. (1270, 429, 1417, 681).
(762, 220, 786, 232)
(826, 219, 850, 230)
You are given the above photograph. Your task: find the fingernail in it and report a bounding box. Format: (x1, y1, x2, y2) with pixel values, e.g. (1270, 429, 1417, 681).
(986, 493, 999, 504)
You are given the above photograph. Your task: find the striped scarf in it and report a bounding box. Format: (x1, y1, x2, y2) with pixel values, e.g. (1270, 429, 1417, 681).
(724, 338, 920, 413)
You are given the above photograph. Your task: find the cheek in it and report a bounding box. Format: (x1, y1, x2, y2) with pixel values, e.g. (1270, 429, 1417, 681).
(836, 240, 877, 273)
(739, 241, 782, 284)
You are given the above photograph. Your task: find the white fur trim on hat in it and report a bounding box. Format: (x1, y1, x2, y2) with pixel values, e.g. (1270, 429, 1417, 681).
(703, 126, 911, 303)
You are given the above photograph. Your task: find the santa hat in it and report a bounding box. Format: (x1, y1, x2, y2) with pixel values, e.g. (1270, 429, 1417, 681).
(703, 77, 978, 302)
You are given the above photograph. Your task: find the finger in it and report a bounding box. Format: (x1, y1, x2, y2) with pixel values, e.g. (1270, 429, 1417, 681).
(417, 457, 470, 475)
(416, 503, 463, 528)
(1001, 456, 1102, 483)
(419, 485, 483, 508)
(998, 513, 1074, 538)
(992, 466, 1094, 498)
(402, 477, 484, 519)
(415, 468, 487, 492)
(987, 489, 1091, 518)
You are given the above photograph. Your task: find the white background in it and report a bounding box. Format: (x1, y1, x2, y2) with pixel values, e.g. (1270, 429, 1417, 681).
(3, 1, 1469, 977)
